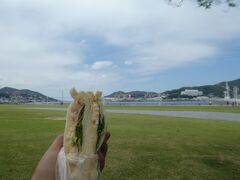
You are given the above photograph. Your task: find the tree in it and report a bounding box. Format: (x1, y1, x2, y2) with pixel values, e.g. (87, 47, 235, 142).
(168, 0, 236, 8)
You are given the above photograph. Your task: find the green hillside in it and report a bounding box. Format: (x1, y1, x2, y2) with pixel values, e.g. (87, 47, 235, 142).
(106, 79, 240, 99)
(0, 87, 57, 103)
(165, 79, 240, 99)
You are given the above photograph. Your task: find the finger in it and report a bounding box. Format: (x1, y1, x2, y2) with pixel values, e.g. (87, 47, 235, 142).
(98, 151, 105, 171)
(50, 133, 64, 151)
(100, 142, 108, 158)
(104, 132, 111, 143)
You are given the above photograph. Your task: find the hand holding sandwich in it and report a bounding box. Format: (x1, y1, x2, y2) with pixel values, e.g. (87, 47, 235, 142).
(32, 132, 110, 180)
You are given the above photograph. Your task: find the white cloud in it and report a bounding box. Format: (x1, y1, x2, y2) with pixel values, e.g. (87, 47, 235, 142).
(91, 61, 113, 70)
(124, 60, 133, 65)
(0, 0, 240, 95)
(130, 41, 217, 75)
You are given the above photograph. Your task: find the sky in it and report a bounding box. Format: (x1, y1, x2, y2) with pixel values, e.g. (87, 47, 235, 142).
(0, 0, 240, 99)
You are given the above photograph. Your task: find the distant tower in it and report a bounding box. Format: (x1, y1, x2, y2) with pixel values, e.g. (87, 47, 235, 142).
(233, 86, 239, 99)
(224, 82, 230, 99)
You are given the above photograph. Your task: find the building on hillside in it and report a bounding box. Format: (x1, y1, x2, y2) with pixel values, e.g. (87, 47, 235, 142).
(181, 89, 203, 97)
(112, 93, 132, 100)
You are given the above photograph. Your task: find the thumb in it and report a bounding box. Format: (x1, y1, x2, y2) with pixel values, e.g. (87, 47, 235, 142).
(49, 134, 64, 151)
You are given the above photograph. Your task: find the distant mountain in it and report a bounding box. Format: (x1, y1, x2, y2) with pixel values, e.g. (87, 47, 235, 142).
(0, 87, 58, 103)
(106, 79, 240, 99)
(105, 91, 159, 99)
(164, 79, 240, 99)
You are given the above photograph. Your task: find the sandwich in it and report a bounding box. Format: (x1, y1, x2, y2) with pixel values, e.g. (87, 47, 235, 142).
(58, 88, 106, 180)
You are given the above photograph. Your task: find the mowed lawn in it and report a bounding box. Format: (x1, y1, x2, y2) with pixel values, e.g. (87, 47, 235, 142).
(0, 105, 240, 179)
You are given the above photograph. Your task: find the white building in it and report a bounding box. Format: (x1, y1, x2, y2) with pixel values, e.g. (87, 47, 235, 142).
(181, 89, 203, 97)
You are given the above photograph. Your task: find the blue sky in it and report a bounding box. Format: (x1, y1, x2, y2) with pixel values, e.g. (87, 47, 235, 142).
(0, 0, 239, 99)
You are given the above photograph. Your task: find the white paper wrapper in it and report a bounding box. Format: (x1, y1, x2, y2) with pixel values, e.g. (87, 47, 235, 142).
(56, 148, 67, 180)
(56, 148, 101, 180)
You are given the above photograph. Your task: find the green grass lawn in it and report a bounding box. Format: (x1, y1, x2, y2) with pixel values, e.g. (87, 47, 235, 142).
(0, 105, 240, 179)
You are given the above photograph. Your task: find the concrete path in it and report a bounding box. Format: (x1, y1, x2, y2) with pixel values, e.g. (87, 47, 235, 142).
(107, 109, 240, 122)
(21, 108, 240, 122)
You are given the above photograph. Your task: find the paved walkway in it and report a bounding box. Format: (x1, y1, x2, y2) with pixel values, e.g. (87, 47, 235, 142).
(21, 108, 240, 122)
(107, 109, 240, 122)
